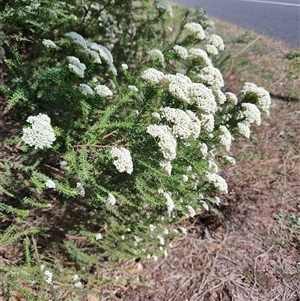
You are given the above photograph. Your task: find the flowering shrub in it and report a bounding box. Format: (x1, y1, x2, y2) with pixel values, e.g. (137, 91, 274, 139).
(0, 0, 270, 298)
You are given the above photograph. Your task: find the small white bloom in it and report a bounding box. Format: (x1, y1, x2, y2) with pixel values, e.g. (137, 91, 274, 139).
(59, 160, 68, 170)
(121, 63, 128, 70)
(121, 235, 125, 240)
(182, 175, 188, 182)
(95, 233, 102, 240)
(107, 193, 116, 206)
(241, 103, 261, 125)
(67, 56, 86, 78)
(163, 228, 169, 235)
(42, 39, 58, 49)
(155, 1, 173, 17)
(128, 85, 138, 92)
(73, 274, 79, 281)
(237, 122, 251, 138)
(206, 172, 228, 193)
(148, 49, 165, 64)
(110, 147, 133, 174)
(22, 113, 56, 149)
(184, 22, 206, 40)
(45, 179, 56, 189)
(40, 264, 45, 271)
(152, 255, 158, 262)
(151, 112, 161, 120)
(219, 125, 232, 151)
(179, 227, 187, 235)
(65, 32, 87, 49)
(141, 68, 165, 85)
(44, 270, 53, 284)
(163, 191, 174, 216)
(76, 182, 85, 197)
(164, 250, 168, 258)
(74, 281, 82, 288)
(94, 85, 113, 97)
(186, 205, 196, 217)
(209, 34, 225, 51)
(157, 235, 165, 245)
(206, 44, 218, 55)
(200, 200, 209, 211)
(149, 224, 156, 231)
(160, 160, 172, 175)
(173, 45, 188, 60)
(79, 84, 93, 96)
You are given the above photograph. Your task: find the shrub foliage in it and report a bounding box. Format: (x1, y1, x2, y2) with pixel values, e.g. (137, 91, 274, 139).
(0, 0, 271, 298)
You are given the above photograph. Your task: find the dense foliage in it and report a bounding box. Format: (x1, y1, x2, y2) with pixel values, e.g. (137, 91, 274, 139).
(0, 0, 271, 298)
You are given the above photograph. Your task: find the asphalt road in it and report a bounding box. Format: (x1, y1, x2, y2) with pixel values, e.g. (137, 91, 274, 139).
(173, 0, 300, 48)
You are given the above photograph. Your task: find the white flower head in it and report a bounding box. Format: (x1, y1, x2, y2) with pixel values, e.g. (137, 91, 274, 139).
(206, 44, 219, 55)
(238, 121, 251, 138)
(128, 85, 138, 92)
(95, 233, 102, 240)
(107, 193, 116, 206)
(186, 205, 196, 217)
(65, 32, 87, 49)
(188, 48, 211, 66)
(94, 85, 113, 97)
(209, 34, 225, 51)
(206, 172, 228, 193)
(45, 179, 56, 189)
(67, 56, 86, 78)
(141, 68, 165, 85)
(197, 65, 224, 88)
(110, 147, 133, 174)
(147, 125, 177, 160)
(173, 45, 188, 60)
(219, 125, 232, 151)
(74, 281, 82, 288)
(76, 182, 85, 197)
(79, 84, 93, 96)
(148, 49, 165, 64)
(242, 82, 271, 115)
(184, 22, 206, 40)
(241, 103, 261, 125)
(155, 1, 173, 17)
(22, 113, 56, 149)
(159, 160, 172, 175)
(163, 191, 174, 216)
(121, 63, 128, 70)
(42, 39, 58, 49)
(44, 270, 53, 284)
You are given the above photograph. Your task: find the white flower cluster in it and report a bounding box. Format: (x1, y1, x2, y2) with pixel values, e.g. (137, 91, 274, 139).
(173, 45, 188, 60)
(219, 125, 232, 151)
(141, 68, 165, 84)
(107, 193, 116, 206)
(188, 48, 211, 66)
(42, 39, 58, 49)
(76, 182, 85, 197)
(94, 84, 113, 97)
(65, 31, 117, 74)
(189, 83, 217, 114)
(148, 49, 165, 64)
(186, 204, 196, 217)
(67, 56, 86, 78)
(164, 73, 192, 103)
(242, 82, 271, 115)
(110, 147, 133, 174)
(146, 125, 177, 161)
(184, 22, 206, 40)
(159, 160, 172, 175)
(241, 103, 261, 125)
(206, 172, 228, 193)
(128, 85, 139, 92)
(22, 113, 56, 149)
(79, 83, 93, 96)
(160, 107, 201, 140)
(45, 179, 56, 189)
(197, 65, 224, 89)
(209, 34, 225, 51)
(160, 190, 175, 216)
(205, 34, 225, 56)
(155, 1, 173, 17)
